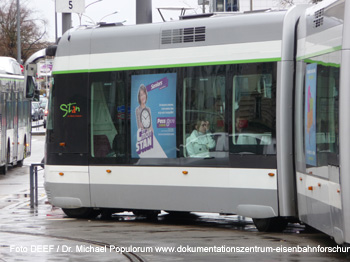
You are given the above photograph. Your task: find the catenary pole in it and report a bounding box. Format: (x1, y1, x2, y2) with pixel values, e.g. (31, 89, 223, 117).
(16, 0, 21, 63)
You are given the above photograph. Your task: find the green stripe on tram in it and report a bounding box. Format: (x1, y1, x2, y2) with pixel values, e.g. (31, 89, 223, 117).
(303, 59, 340, 68)
(0, 78, 24, 81)
(297, 45, 342, 61)
(52, 57, 282, 75)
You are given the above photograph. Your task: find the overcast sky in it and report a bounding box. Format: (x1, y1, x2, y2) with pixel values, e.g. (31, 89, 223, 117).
(26, 0, 310, 42)
(26, 0, 204, 42)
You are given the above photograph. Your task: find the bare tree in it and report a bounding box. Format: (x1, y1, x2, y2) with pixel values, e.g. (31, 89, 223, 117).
(0, 0, 51, 62)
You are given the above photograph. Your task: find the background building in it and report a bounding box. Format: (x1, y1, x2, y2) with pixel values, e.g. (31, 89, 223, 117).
(209, 0, 312, 12)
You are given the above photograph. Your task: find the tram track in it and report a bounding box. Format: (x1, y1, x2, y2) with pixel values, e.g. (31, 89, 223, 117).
(0, 230, 147, 262)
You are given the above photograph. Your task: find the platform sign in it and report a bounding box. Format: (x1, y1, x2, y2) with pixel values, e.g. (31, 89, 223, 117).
(56, 0, 85, 13)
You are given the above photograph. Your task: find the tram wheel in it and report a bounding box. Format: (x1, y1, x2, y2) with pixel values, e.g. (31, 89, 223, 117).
(17, 140, 26, 167)
(252, 217, 288, 232)
(166, 211, 192, 217)
(62, 207, 100, 219)
(0, 164, 7, 175)
(17, 160, 23, 167)
(133, 210, 160, 220)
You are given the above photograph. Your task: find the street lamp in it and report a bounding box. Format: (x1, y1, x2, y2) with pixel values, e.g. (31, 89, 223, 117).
(86, 0, 103, 9)
(78, 0, 103, 25)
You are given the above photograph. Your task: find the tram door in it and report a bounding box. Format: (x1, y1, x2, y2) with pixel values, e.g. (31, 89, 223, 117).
(46, 73, 91, 206)
(0, 90, 6, 168)
(13, 92, 18, 163)
(295, 62, 341, 236)
(5, 87, 14, 165)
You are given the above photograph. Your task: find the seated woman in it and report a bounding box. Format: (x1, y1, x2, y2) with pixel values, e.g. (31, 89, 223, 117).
(186, 120, 216, 158)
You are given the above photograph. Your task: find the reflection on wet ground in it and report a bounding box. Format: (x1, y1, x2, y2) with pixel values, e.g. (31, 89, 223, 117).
(1, 202, 349, 262)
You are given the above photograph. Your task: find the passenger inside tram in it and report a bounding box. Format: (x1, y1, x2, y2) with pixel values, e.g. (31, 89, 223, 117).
(186, 119, 216, 158)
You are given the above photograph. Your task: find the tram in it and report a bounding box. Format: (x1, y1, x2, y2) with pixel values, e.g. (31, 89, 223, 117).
(45, 5, 302, 229)
(0, 57, 31, 174)
(294, 0, 348, 245)
(44, 0, 350, 245)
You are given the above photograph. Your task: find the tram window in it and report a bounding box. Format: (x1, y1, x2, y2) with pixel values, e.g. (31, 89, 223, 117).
(46, 73, 89, 154)
(90, 74, 127, 159)
(6, 96, 13, 130)
(47, 78, 54, 131)
(25, 76, 35, 99)
(226, 0, 238, 11)
(216, 0, 224, 12)
(230, 64, 276, 155)
(18, 96, 23, 128)
(214, 0, 238, 12)
(183, 66, 227, 158)
(304, 63, 339, 167)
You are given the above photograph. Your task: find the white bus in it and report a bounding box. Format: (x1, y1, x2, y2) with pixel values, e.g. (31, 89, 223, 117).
(0, 57, 31, 174)
(44, 0, 350, 246)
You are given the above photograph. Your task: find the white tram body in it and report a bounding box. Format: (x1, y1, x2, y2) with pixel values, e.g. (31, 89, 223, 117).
(295, 0, 349, 244)
(46, 9, 297, 223)
(44, 0, 350, 244)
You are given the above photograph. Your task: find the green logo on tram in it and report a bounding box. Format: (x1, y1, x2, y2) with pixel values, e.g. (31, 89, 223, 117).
(60, 102, 81, 118)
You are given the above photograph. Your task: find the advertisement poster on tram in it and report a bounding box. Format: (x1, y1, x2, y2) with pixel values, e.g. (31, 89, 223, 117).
(305, 63, 317, 166)
(131, 73, 177, 158)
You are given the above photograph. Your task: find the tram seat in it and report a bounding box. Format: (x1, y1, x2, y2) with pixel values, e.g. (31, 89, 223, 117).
(263, 138, 276, 155)
(316, 133, 326, 143)
(94, 135, 111, 157)
(113, 134, 125, 157)
(213, 133, 229, 151)
(238, 96, 255, 120)
(236, 134, 257, 145)
(260, 134, 271, 145)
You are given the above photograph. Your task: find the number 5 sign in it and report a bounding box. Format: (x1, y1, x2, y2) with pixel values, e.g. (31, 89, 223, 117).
(56, 0, 86, 13)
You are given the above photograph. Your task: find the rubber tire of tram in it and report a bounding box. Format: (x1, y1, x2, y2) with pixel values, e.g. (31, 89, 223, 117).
(0, 164, 7, 175)
(252, 217, 288, 232)
(0, 146, 10, 175)
(62, 207, 101, 219)
(133, 210, 160, 220)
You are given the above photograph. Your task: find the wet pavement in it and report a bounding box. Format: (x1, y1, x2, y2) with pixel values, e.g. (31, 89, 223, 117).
(1, 199, 349, 262)
(1, 177, 349, 262)
(0, 198, 130, 261)
(1, 133, 349, 261)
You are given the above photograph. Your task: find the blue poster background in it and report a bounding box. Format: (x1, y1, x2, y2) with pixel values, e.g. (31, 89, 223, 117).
(131, 73, 177, 158)
(305, 63, 317, 166)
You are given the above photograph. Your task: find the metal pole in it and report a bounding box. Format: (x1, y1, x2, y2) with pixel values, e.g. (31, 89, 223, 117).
(62, 13, 72, 35)
(16, 0, 21, 63)
(35, 166, 38, 207)
(30, 165, 34, 208)
(55, 2, 58, 42)
(136, 0, 152, 24)
(250, 0, 253, 11)
(30, 163, 44, 208)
